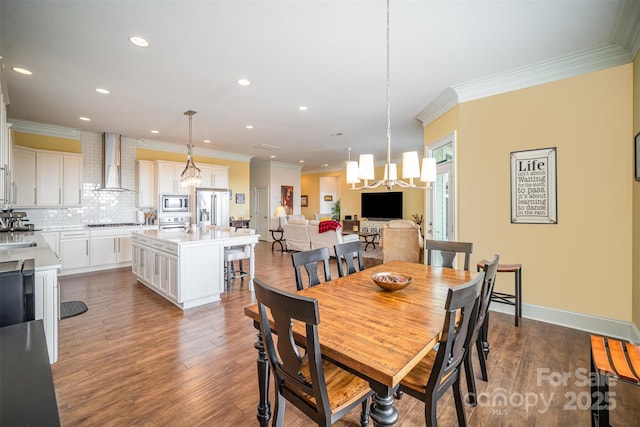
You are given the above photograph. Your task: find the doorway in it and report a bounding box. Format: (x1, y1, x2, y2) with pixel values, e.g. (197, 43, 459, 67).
(251, 186, 270, 241)
(426, 131, 456, 244)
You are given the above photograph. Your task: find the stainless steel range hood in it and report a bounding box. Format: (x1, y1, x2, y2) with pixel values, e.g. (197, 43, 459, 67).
(99, 132, 128, 191)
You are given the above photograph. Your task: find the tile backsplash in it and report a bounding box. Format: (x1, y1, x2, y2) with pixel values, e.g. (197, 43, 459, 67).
(21, 131, 142, 228)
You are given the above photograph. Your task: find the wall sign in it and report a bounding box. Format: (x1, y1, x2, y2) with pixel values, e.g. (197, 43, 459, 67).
(510, 147, 557, 224)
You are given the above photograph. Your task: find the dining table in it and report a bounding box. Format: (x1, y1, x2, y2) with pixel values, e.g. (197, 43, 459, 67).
(244, 260, 477, 427)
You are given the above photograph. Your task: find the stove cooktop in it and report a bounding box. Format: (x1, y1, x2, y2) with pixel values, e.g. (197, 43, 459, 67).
(86, 223, 141, 228)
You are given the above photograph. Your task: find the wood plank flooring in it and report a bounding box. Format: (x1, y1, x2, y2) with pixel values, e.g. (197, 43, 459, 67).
(53, 242, 640, 426)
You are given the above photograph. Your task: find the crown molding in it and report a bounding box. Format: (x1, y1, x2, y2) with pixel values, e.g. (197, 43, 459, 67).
(135, 138, 253, 163)
(417, 42, 633, 127)
(8, 118, 81, 139)
(613, 0, 640, 59)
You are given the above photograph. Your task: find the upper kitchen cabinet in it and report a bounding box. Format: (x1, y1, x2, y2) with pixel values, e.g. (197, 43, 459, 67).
(156, 160, 189, 195)
(13, 146, 83, 207)
(137, 160, 155, 208)
(199, 164, 229, 189)
(0, 67, 13, 208)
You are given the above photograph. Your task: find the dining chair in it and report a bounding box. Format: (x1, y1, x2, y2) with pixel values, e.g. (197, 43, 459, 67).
(464, 253, 499, 406)
(254, 278, 374, 427)
(223, 228, 255, 291)
(333, 240, 364, 277)
(425, 239, 474, 271)
(397, 272, 484, 427)
(291, 247, 331, 291)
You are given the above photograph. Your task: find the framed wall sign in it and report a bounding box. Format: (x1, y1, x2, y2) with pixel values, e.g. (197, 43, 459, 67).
(235, 193, 245, 204)
(510, 147, 557, 224)
(635, 132, 640, 181)
(301, 195, 308, 207)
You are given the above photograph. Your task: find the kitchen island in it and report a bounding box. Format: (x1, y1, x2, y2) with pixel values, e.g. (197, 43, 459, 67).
(0, 231, 62, 363)
(131, 228, 259, 309)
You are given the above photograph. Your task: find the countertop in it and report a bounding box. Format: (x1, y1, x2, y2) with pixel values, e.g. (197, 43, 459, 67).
(0, 231, 61, 270)
(134, 228, 260, 244)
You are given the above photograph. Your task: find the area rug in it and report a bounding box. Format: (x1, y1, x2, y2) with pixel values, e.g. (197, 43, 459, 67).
(60, 301, 88, 320)
(361, 245, 383, 260)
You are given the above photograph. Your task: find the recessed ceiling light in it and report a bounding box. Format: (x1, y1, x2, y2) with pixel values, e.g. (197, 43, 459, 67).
(150, 130, 159, 134)
(96, 88, 110, 94)
(129, 36, 149, 48)
(298, 106, 308, 111)
(299, 160, 304, 163)
(12, 67, 32, 75)
(270, 155, 276, 159)
(245, 125, 254, 129)
(79, 117, 91, 121)
(204, 139, 211, 143)
(238, 79, 251, 86)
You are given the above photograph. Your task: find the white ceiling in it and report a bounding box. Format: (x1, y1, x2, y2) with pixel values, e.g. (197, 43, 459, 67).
(1, 1, 638, 172)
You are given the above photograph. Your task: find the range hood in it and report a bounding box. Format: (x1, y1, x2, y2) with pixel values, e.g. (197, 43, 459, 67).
(99, 132, 128, 191)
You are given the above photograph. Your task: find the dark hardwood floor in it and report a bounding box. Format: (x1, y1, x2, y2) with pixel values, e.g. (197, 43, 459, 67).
(53, 242, 640, 426)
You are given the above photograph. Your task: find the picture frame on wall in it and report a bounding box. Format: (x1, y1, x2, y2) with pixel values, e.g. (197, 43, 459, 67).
(301, 195, 308, 207)
(324, 195, 333, 202)
(235, 193, 245, 204)
(510, 147, 557, 224)
(635, 132, 640, 181)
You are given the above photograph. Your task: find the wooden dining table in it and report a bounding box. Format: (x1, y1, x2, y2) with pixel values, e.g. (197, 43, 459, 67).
(244, 260, 476, 427)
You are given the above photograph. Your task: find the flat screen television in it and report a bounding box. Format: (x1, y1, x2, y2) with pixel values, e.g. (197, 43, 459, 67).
(361, 192, 403, 220)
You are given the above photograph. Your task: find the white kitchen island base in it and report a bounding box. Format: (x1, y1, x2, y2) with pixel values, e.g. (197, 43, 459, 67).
(131, 228, 258, 310)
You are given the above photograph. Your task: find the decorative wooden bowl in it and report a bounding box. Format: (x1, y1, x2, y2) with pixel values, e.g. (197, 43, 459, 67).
(372, 272, 412, 291)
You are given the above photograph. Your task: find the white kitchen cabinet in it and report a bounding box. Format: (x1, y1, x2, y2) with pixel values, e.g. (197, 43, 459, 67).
(163, 254, 179, 301)
(90, 229, 133, 267)
(59, 230, 90, 270)
(37, 151, 63, 206)
(137, 160, 156, 208)
(199, 164, 229, 189)
(34, 268, 59, 363)
(13, 147, 83, 208)
(13, 147, 36, 207)
(63, 154, 83, 206)
(0, 73, 13, 208)
(156, 160, 190, 195)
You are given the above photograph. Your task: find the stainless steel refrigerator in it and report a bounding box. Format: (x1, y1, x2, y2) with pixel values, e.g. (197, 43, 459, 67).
(195, 188, 230, 228)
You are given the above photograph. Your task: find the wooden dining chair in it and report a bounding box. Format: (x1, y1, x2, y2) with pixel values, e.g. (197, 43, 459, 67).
(291, 247, 331, 291)
(254, 278, 374, 427)
(398, 272, 484, 427)
(333, 240, 365, 277)
(464, 253, 499, 406)
(425, 239, 474, 271)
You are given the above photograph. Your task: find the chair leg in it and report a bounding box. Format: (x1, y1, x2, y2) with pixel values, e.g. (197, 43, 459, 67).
(591, 352, 610, 427)
(359, 396, 370, 427)
(226, 260, 233, 291)
(426, 392, 439, 427)
(476, 336, 488, 381)
(464, 349, 478, 407)
(453, 376, 468, 427)
(481, 311, 490, 357)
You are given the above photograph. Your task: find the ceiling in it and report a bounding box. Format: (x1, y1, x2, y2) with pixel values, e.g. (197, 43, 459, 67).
(1, 1, 638, 172)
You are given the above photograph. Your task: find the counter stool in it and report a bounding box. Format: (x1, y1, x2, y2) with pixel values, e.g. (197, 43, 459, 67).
(476, 260, 522, 327)
(590, 335, 640, 426)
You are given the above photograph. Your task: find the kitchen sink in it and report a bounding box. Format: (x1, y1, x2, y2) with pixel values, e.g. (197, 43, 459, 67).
(0, 241, 36, 249)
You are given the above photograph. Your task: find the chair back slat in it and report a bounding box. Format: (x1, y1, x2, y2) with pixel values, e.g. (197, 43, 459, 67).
(426, 239, 473, 271)
(291, 247, 331, 291)
(428, 272, 484, 397)
(474, 254, 500, 339)
(334, 240, 365, 277)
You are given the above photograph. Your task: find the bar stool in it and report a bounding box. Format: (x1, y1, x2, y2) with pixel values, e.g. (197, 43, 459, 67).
(476, 260, 522, 327)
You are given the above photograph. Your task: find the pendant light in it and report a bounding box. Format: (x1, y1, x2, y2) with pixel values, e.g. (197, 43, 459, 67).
(347, 0, 436, 191)
(179, 110, 202, 188)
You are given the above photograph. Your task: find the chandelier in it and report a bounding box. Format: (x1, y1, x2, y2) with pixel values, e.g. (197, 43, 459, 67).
(179, 110, 202, 188)
(346, 0, 436, 191)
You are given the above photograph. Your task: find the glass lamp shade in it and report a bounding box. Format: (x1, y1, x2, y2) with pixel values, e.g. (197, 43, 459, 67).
(179, 168, 202, 188)
(383, 163, 398, 181)
(346, 161, 361, 184)
(273, 205, 287, 217)
(420, 157, 437, 183)
(358, 154, 375, 180)
(402, 151, 421, 179)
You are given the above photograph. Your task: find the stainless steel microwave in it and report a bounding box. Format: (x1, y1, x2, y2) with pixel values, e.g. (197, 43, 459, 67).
(160, 194, 190, 213)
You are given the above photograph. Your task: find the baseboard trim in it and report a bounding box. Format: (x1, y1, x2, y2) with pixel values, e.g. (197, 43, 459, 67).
(490, 301, 639, 342)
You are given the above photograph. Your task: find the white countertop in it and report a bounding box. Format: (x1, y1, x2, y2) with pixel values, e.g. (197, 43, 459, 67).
(134, 228, 260, 244)
(0, 232, 61, 270)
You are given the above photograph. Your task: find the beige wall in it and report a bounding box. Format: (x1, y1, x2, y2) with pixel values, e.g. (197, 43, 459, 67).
(433, 64, 633, 321)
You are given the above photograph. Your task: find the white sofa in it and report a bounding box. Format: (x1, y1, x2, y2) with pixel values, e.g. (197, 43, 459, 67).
(283, 219, 359, 256)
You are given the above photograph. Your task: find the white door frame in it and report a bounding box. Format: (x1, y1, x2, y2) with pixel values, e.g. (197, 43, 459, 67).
(425, 131, 457, 242)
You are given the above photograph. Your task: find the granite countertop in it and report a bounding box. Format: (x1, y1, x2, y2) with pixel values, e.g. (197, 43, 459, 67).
(41, 224, 158, 232)
(0, 232, 61, 270)
(134, 228, 260, 244)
